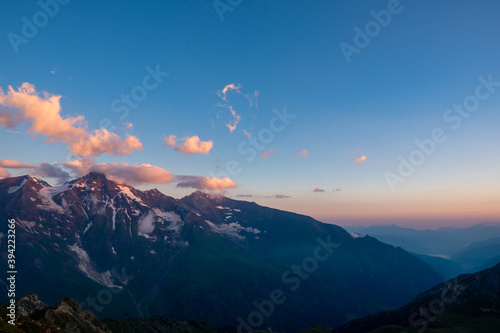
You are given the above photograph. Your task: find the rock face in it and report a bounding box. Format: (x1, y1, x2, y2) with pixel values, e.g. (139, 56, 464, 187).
(2, 294, 218, 333)
(0, 173, 443, 331)
(332, 263, 500, 332)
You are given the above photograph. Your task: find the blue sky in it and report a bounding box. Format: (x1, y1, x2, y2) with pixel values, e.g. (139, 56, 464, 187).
(1, 0, 499, 228)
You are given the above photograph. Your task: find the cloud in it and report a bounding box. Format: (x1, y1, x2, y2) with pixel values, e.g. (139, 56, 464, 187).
(354, 155, 367, 163)
(32, 163, 71, 183)
(164, 135, 213, 155)
(293, 150, 310, 158)
(261, 148, 276, 159)
(0, 83, 143, 158)
(89, 163, 174, 185)
(0, 168, 10, 179)
(217, 83, 242, 101)
(0, 159, 38, 181)
(236, 194, 253, 198)
(124, 122, 133, 130)
(40, 160, 173, 185)
(243, 130, 252, 138)
(313, 188, 325, 192)
(225, 105, 240, 133)
(176, 175, 237, 190)
(275, 194, 291, 199)
(244, 91, 260, 108)
(0, 160, 38, 168)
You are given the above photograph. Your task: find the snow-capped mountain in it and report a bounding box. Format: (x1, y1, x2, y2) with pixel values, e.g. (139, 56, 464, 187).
(0, 173, 443, 331)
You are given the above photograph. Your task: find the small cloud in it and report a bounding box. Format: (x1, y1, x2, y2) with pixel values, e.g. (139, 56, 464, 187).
(333, 188, 342, 192)
(164, 135, 213, 155)
(313, 188, 325, 192)
(176, 175, 237, 190)
(237, 194, 253, 198)
(243, 129, 252, 138)
(275, 194, 291, 199)
(123, 122, 133, 130)
(293, 150, 310, 158)
(50, 68, 56, 75)
(354, 155, 367, 163)
(261, 148, 276, 159)
(225, 105, 240, 133)
(217, 83, 242, 101)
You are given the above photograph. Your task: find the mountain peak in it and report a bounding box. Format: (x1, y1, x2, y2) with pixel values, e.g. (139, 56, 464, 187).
(82, 171, 108, 181)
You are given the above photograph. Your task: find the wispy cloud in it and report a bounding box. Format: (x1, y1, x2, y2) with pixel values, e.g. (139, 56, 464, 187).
(261, 148, 276, 159)
(293, 149, 310, 158)
(164, 135, 213, 155)
(275, 194, 291, 199)
(313, 188, 325, 192)
(0, 83, 143, 158)
(217, 83, 242, 101)
(176, 175, 237, 190)
(354, 155, 367, 163)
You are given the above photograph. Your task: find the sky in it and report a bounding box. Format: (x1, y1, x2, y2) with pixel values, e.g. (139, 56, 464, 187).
(0, 0, 499, 229)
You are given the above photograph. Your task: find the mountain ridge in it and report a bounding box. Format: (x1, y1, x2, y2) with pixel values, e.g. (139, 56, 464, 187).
(0, 173, 443, 331)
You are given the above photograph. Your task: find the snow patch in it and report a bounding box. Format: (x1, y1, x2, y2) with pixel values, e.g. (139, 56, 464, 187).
(7, 178, 28, 194)
(350, 232, 365, 239)
(68, 243, 122, 289)
(118, 185, 143, 203)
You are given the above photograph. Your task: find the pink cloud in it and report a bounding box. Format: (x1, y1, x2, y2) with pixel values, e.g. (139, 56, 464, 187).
(275, 194, 291, 199)
(354, 155, 367, 163)
(176, 175, 237, 190)
(261, 148, 276, 159)
(313, 188, 325, 192)
(164, 135, 213, 155)
(243, 130, 252, 138)
(217, 83, 242, 101)
(0, 160, 38, 168)
(0, 168, 10, 178)
(89, 162, 174, 185)
(225, 105, 241, 133)
(293, 150, 310, 158)
(0, 83, 143, 158)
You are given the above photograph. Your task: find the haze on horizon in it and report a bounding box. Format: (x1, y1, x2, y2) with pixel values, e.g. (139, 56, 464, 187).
(0, 0, 499, 229)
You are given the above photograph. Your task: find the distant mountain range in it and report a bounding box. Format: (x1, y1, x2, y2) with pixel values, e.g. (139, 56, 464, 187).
(332, 262, 500, 333)
(345, 224, 500, 278)
(0, 173, 442, 332)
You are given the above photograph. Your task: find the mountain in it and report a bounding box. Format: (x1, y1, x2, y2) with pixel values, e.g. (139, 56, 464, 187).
(449, 237, 500, 273)
(345, 224, 500, 277)
(0, 173, 443, 332)
(344, 224, 500, 258)
(0, 294, 111, 332)
(332, 262, 500, 333)
(0, 294, 221, 333)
